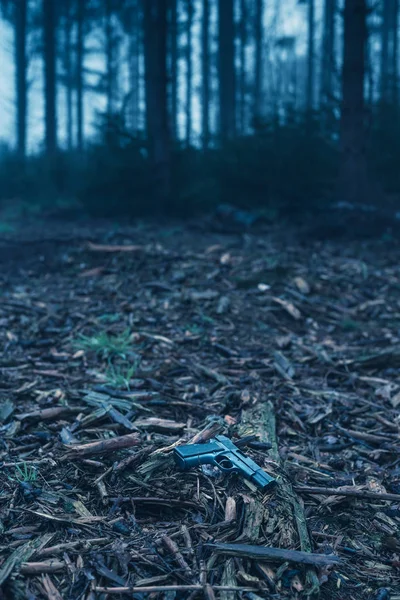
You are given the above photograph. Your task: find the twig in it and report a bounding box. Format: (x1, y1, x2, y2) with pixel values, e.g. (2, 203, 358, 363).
(16, 406, 84, 422)
(294, 486, 400, 502)
(161, 535, 194, 578)
(20, 561, 65, 574)
(61, 433, 140, 460)
(92, 586, 260, 594)
(206, 543, 340, 566)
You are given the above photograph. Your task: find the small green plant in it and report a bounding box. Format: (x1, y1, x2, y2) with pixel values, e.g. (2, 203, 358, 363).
(104, 362, 140, 389)
(15, 463, 37, 482)
(75, 329, 132, 359)
(185, 323, 203, 335)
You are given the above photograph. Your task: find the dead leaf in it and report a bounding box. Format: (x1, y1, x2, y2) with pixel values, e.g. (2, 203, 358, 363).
(294, 276, 310, 294)
(272, 297, 302, 320)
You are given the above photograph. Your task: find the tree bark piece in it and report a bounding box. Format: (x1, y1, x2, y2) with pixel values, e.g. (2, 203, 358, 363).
(62, 433, 140, 459)
(239, 402, 320, 595)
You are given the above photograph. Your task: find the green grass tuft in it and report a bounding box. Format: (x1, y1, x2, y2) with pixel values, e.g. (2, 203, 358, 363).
(75, 329, 133, 359)
(104, 362, 140, 390)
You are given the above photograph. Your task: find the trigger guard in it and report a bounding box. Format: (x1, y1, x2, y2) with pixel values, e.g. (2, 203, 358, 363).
(214, 455, 237, 472)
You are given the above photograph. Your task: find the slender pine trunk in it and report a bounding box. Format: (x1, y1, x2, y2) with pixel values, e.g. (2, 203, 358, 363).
(64, 0, 73, 150)
(239, 0, 247, 134)
(338, 0, 371, 204)
(143, 0, 171, 206)
(129, 3, 140, 133)
(105, 0, 114, 116)
(185, 0, 193, 146)
(43, 0, 57, 156)
(170, 0, 178, 140)
(306, 0, 315, 116)
(320, 0, 336, 107)
(381, 0, 390, 103)
(254, 0, 263, 125)
(218, 0, 235, 142)
(16, 0, 27, 158)
(391, 0, 398, 104)
(201, 0, 210, 149)
(76, 0, 84, 150)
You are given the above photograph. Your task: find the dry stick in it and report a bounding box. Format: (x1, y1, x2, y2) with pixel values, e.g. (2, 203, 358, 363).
(294, 486, 400, 502)
(61, 433, 140, 460)
(108, 497, 200, 510)
(205, 543, 341, 567)
(189, 420, 225, 444)
(16, 406, 84, 421)
(38, 538, 108, 558)
(93, 586, 260, 594)
(161, 535, 194, 578)
(20, 561, 65, 574)
(41, 574, 63, 600)
(239, 402, 320, 596)
(206, 543, 340, 567)
(336, 426, 397, 444)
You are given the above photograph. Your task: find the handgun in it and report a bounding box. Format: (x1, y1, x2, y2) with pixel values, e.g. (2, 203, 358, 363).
(173, 435, 275, 491)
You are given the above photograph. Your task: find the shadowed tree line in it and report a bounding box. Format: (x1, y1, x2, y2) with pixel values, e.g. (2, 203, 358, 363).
(0, 0, 398, 218)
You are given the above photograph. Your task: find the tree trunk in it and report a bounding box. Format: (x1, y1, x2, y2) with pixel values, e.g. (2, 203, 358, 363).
(381, 0, 391, 103)
(306, 0, 315, 115)
(64, 0, 73, 150)
(105, 0, 114, 116)
(169, 0, 178, 140)
(320, 0, 336, 108)
(218, 0, 235, 142)
(43, 0, 57, 156)
(15, 0, 27, 158)
(239, 0, 247, 134)
(391, 0, 398, 104)
(143, 0, 171, 206)
(201, 0, 210, 149)
(254, 0, 263, 126)
(338, 0, 371, 204)
(76, 0, 84, 150)
(185, 0, 193, 146)
(128, 1, 140, 133)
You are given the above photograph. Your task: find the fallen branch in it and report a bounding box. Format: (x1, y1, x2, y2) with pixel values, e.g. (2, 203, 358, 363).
(20, 561, 65, 574)
(239, 402, 321, 594)
(61, 433, 140, 460)
(294, 486, 400, 502)
(93, 585, 260, 594)
(206, 543, 340, 567)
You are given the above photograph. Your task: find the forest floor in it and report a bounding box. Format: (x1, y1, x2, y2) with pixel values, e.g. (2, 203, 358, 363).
(1, 213, 400, 600)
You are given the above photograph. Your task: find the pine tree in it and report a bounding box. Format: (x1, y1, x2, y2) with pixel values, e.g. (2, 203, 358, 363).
(15, 0, 27, 158)
(43, 0, 57, 155)
(201, 0, 210, 149)
(218, 0, 235, 142)
(143, 0, 171, 205)
(338, 0, 372, 203)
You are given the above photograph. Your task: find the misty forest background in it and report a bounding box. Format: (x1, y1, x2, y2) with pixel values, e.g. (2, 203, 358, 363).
(0, 0, 397, 220)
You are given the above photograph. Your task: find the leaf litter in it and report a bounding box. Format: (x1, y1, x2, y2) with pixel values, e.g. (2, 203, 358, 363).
(0, 220, 400, 599)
